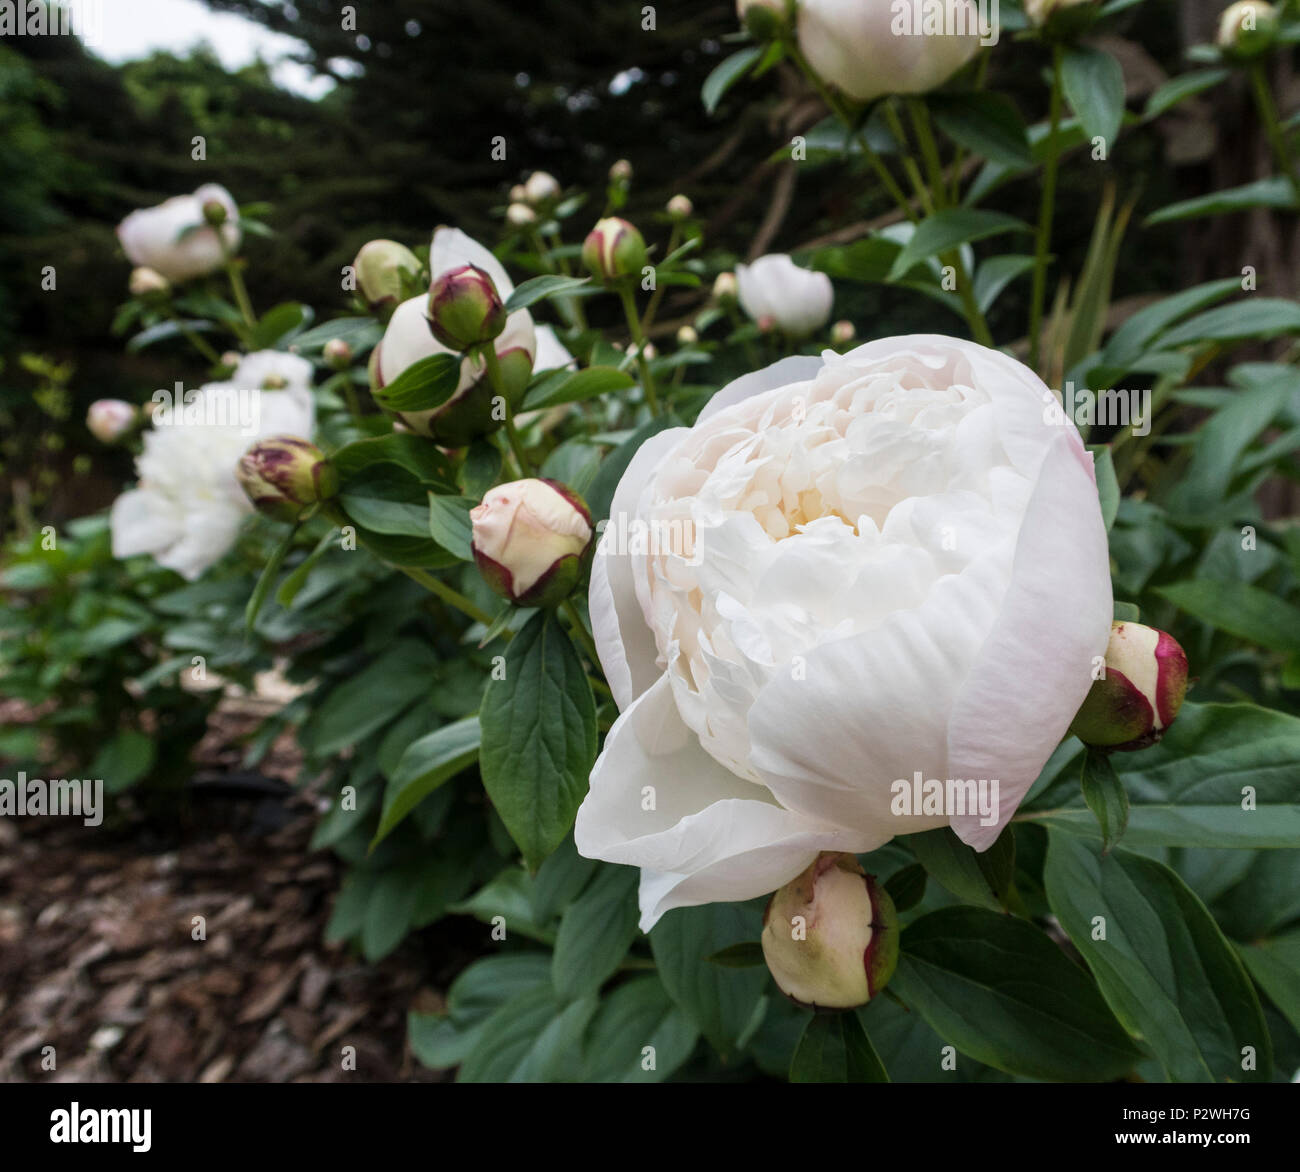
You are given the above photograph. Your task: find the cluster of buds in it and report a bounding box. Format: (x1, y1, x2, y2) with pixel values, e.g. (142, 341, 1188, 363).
(353, 239, 422, 314)
(582, 217, 647, 286)
(761, 852, 898, 1010)
(236, 437, 339, 524)
(470, 478, 594, 608)
(1069, 621, 1189, 752)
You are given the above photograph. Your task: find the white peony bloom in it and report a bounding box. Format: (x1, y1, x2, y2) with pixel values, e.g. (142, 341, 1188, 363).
(115, 184, 241, 284)
(533, 325, 576, 372)
(110, 364, 315, 581)
(797, 0, 981, 104)
(736, 254, 834, 338)
(576, 335, 1112, 929)
(375, 228, 536, 433)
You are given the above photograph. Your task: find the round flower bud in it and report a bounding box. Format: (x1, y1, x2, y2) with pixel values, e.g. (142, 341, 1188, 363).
(471, 478, 594, 608)
(523, 170, 561, 206)
(353, 239, 422, 313)
(510, 183, 528, 203)
(676, 325, 699, 347)
(427, 263, 508, 351)
(609, 159, 633, 184)
(86, 399, 138, 444)
(202, 198, 229, 227)
(666, 193, 694, 220)
(507, 202, 538, 228)
(220, 350, 242, 372)
(236, 436, 339, 524)
(1069, 621, 1189, 752)
(712, 271, 739, 305)
(323, 338, 353, 369)
(738, 0, 792, 39)
(129, 266, 170, 299)
(1217, 0, 1278, 54)
(639, 341, 658, 362)
(582, 217, 647, 285)
(831, 319, 856, 345)
(761, 852, 898, 1011)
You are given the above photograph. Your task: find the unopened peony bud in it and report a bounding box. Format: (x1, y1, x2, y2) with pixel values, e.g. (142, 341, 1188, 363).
(353, 239, 422, 312)
(86, 399, 137, 444)
(202, 198, 229, 227)
(666, 194, 694, 220)
(738, 0, 792, 39)
(219, 351, 242, 374)
(1023, 0, 1096, 27)
(427, 264, 508, 351)
(471, 478, 594, 608)
(510, 184, 528, 203)
(323, 338, 352, 369)
(712, 271, 739, 304)
(129, 266, 170, 299)
(609, 159, 633, 185)
(523, 171, 561, 206)
(761, 853, 898, 1010)
(831, 320, 856, 345)
(582, 217, 647, 285)
(1069, 621, 1189, 751)
(507, 202, 538, 228)
(1217, 0, 1277, 54)
(676, 325, 699, 347)
(236, 436, 339, 524)
(639, 341, 658, 361)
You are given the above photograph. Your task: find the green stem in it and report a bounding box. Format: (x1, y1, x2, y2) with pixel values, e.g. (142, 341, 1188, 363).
(618, 284, 662, 417)
(1248, 61, 1300, 204)
(481, 345, 532, 474)
(399, 565, 494, 626)
(562, 598, 602, 668)
(642, 224, 680, 334)
(883, 102, 934, 214)
(907, 98, 948, 210)
(217, 236, 256, 331)
(1028, 44, 1065, 372)
(169, 312, 220, 363)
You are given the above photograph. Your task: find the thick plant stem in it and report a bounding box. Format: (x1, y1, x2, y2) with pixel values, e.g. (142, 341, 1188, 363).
(906, 98, 948, 210)
(481, 344, 532, 475)
(618, 284, 662, 417)
(1248, 61, 1300, 205)
(399, 565, 494, 626)
(1028, 44, 1064, 372)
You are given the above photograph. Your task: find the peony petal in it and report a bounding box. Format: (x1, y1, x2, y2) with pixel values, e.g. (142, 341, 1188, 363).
(946, 431, 1112, 849)
(696, 354, 825, 424)
(110, 488, 181, 559)
(574, 675, 878, 930)
(430, 226, 516, 296)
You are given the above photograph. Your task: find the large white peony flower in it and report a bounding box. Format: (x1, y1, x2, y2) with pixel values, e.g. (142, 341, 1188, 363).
(111, 351, 316, 581)
(736, 255, 834, 338)
(116, 184, 241, 284)
(797, 0, 982, 104)
(576, 335, 1112, 930)
(375, 227, 536, 434)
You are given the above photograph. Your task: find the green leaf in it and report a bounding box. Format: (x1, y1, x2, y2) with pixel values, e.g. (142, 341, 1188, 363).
(1145, 176, 1298, 226)
(1020, 703, 1300, 848)
(275, 529, 336, 607)
(522, 365, 636, 411)
(289, 315, 382, 356)
(1143, 68, 1231, 119)
(1062, 46, 1126, 148)
(458, 440, 502, 500)
(929, 92, 1031, 169)
(1156, 579, 1300, 655)
(250, 301, 309, 349)
(706, 942, 767, 968)
(371, 716, 480, 848)
(426, 493, 475, 561)
(1238, 931, 1300, 1035)
(1092, 444, 1119, 531)
(887, 210, 1031, 279)
(1102, 277, 1242, 366)
(503, 274, 591, 313)
(1080, 747, 1129, 854)
(332, 432, 456, 489)
(974, 253, 1036, 314)
(579, 975, 700, 1082)
(552, 865, 640, 1000)
(585, 412, 680, 523)
(702, 46, 763, 114)
(1156, 298, 1300, 348)
(890, 906, 1141, 1081)
(884, 862, 928, 913)
(456, 985, 597, 1082)
(339, 466, 437, 537)
(91, 729, 156, 793)
(907, 825, 1015, 912)
(1044, 833, 1270, 1082)
(126, 319, 217, 352)
(650, 900, 769, 1057)
(789, 1011, 889, 1083)
(372, 352, 462, 412)
(478, 611, 597, 870)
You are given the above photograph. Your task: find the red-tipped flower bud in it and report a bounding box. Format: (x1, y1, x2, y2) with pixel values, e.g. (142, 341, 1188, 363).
(582, 217, 647, 285)
(353, 239, 421, 313)
(761, 852, 898, 1011)
(236, 436, 339, 524)
(1069, 621, 1189, 751)
(470, 478, 594, 608)
(427, 263, 508, 352)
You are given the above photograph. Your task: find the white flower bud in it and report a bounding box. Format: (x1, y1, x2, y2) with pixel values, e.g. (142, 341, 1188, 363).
(129, 267, 170, 299)
(1217, 0, 1278, 54)
(712, 271, 739, 305)
(86, 399, 138, 444)
(507, 202, 538, 228)
(676, 325, 699, 347)
(831, 319, 856, 345)
(666, 194, 694, 220)
(524, 170, 561, 206)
